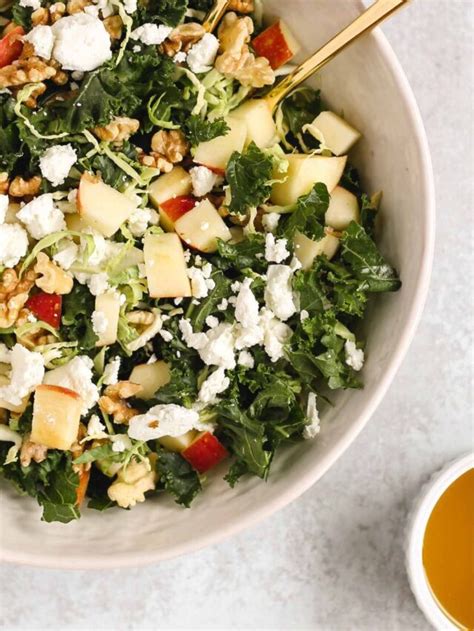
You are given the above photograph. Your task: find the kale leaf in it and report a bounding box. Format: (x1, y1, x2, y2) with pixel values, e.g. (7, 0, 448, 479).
(155, 448, 201, 507)
(283, 182, 329, 241)
(11, 3, 32, 28)
(226, 142, 274, 214)
(135, 0, 188, 27)
(0, 95, 23, 172)
(213, 234, 267, 273)
(188, 271, 231, 331)
(61, 283, 98, 350)
(281, 87, 321, 136)
(185, 115, 229, 147)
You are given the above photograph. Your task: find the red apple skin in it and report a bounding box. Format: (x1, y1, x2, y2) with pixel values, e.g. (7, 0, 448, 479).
(75, 468, 90, 506)
(160, 195, 197, 230)
(26, 292, 62, 328)
(252, 21, 299, 69)
(182, 432, 229, 474)
(0, 26, 24, 68)
(203, 165, 226, 177)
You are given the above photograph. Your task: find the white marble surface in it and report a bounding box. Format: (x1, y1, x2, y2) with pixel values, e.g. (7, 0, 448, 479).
(1, 2, 472, 630)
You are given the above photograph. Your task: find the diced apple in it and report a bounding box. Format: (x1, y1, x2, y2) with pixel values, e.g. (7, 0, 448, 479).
(182, 432, 228, 473)
(26, 292, 62, 329)
(65, 212, 89, 233)
(310, 111, 361, 156)
(158, 430, 198, 453)
(0, 26, 24, 69)
(148, 167, 192, 209)
(159, 195, 197, 232)
(111, 246, 144, 274)
(231, 99, 277, 148)
(77, 173, 137, 237)
(193, 116, 246, 171)
(294, 230, 340, 270)
(174, 199, 231, 253)
(143, 232, 191, 299)
(325, 186, 360, 231)
(31, 384, 82, 450)
(129, 361, 171, 400)
(0, 375, 30, 413)
(252, 20, 300, 69)
(94, 291, 120, 347)
(270, 154, 347, 206)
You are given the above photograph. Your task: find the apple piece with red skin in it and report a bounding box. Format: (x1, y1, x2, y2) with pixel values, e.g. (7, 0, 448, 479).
(193, 116, 246, 171)
(0, 26, 24, 68)
(252, 20, 300, 69)
(148, 166, 192, 209)
(75, 468, 90, 506)
(31, 384, 83, 450)
(26, 292, 62, 328)
(159, 195, 197, 232)
(174, 198, 232, 253)
(182, 432, 229, 473)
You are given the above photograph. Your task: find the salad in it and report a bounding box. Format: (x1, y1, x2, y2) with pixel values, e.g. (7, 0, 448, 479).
(0, 0, 401, 523)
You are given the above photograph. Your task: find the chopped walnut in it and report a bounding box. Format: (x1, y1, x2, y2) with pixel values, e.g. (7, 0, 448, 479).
(126, 310, 155, 326)
(8, 175, 42, 198)
(34, 253, 74, 295)
(0, 268, 37, 329)
(151, 130, 189, 164)
(0, 173, 9, 195)
(93, 116, 140, 144)
(218, 12, 253, 54)
(49, 2, 67, 22)
(19, 435, 48, 467)
(19, 41, 36, 61)
(48, 59, 69, 86)
(18, 326, 56, 350)
(138, 151, 173, 173)
(66, 0, 91, 14)
(232, 53, 275, 88)
(99, 381, 143, 424)
(31, 7, 50, 26)
(0, 56, 56, 88)
(229, 0, 254, 13)
(12, 82, 46, 108)
(103, 15, 123, 40)
(167, 22, 206, 53)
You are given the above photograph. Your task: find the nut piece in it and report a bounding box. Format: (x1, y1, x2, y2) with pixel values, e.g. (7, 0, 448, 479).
(218, 12, 254, 54)
(8, 175, 42, 198)
(93, 116, 140, 144)
(99, 381, 143, 424)
(168, 22, 206, 53)
(103, 15, 123, 40)
(150, 130, 189, 164)
(49, 2, 67, 22)
(0, 268, 37, 329)
(20, 435, 48, 467)
(66, 0, 91, 14)
(138, 151, 173, 173)
(34, 253, 74, 295)
(31, 7, 50, 26)
(229, 0, 254, 13)
(0, 173, 9, 195)
(0, 56, 57, 88)
(107, 457, 157, 509)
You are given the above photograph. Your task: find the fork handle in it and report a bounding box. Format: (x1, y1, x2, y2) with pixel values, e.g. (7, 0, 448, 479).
(202, 0, 231, 33)
(264, 0, 410, 112)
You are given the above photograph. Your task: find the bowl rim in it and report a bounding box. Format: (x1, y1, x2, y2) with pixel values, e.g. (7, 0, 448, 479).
(1, 10, 436, 570)
(405, 453, 474, 630)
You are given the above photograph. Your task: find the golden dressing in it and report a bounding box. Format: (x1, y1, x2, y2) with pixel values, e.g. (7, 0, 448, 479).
(422, 468, 474, 630)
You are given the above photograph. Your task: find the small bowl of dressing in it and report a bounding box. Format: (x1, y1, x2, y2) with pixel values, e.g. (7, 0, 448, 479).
(406, 453, 474, 630)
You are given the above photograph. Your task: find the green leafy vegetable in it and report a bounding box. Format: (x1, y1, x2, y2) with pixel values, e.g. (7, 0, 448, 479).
(61, 284, 99, 350)
(226, 142, 274, 213)
(283, 182, 329, 241)
(135, 0, 188, 27)
(281, 87, 321, 136)
(155, 449, 201, 507)
(185, 115, 229, 146)
(0, 94, 23, 172)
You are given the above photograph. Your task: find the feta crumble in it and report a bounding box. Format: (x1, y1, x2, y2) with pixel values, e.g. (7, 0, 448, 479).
(127, 207, 158, 237)
(344, 340, 365, 371)
(180, 319, 236, 369)
(17, 194, 66, 240)
(53, 241, 79, 271)
(123, 0, 137, 13)
(86, 414, 107, 439)
(187, 266, 215, 299)
(264, 265, 297, 321)
(52, 14, 112, 71)
(0, 194, 7, 223)
(87, 272, 110, 296)
(265, 232, 290, 263)
(0, 224, 28, 268)
(128, 404, 208, 441)
(174, 51, 187, 64)
(0, 344, 44, 407)
(131, 23, 172, 45)
(25, 25, 54, 60)
(159, 330, 173, 342)
(110, 434, 132, 453)
(300, 309, 309, 321)
(198, 367, 230, 404)
(235, 278, 260, 328)
(205, 315, 219, 329)
(261, 212, 280, 233)
(103, 356, 121, 385)
(39, 144, 77, 186)
(303, 392, 321, 439)
(19, 0, 40, 8)
(238, 350, 254, 369)
(260, 308, 292, 362)
(91, 309, 108, 336)
(43, 355, 100, 415)
(190, 166, 218, 197)
(186, 33, 219, 73)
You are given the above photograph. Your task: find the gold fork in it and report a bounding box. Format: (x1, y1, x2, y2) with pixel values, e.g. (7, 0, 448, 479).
(202, 0, 231, 33)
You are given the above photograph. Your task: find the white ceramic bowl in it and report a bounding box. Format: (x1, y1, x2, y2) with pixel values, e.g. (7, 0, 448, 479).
(405, 453, 473, 630)
(0, 0, 435, 569)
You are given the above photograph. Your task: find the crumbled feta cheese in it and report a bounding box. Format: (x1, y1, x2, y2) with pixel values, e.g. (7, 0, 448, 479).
(264, 264, 297, 321)
(132, 44, 141, 53)
(88, 272, 109, 296)
(261, 212, 280, 233)
(231, 280, 241, 293)
(159, 330, 173, 342)
(187, 266, 215, 299)
(17, 193, 66, 240)
(300, 309, 309, 321)
(0, 224, 28, 268)
(128, 207, 158, 237)
(194, 255, 203, 267)
(344, 340, 365, 371)
(260, 308, 292, 362)
(186, 33, 219, 73)
(205, 315, 219, 329)
(190, 166, 217, 197)
(110, 434, 132, 453)
(174, 297, 183, 306)
(39, 144, 77, 186)
(217, 298, 228, 311)
(235, 277, 260, 328)
(238, 350, 254, 369)
(43, 355, 99, 415)
(174, 51, 187, 63)
(123, 0, 137, 14)
(289, 256, 302, 272)
(25, 25, 54, 60)
(131, 23, 172, 45)
(183, 249, 192, 263)
(303, 392, 320, 439)
(180, 319, 236, 369)
(0, 195, 7, 223)
(86, 414, 107, 438)
(91, 309, 108, 336)
(0, 344, 44, 406)
(103, 356, 121, 385)
(198, 367, 230, 405)
(265, 232, 290, 263)
(70, 70, 84, 81)
(19, 0, 40, 9)
(53, 241, 78, 270)
(128, 404, 208, 441)
(52, 14, 112, 71)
